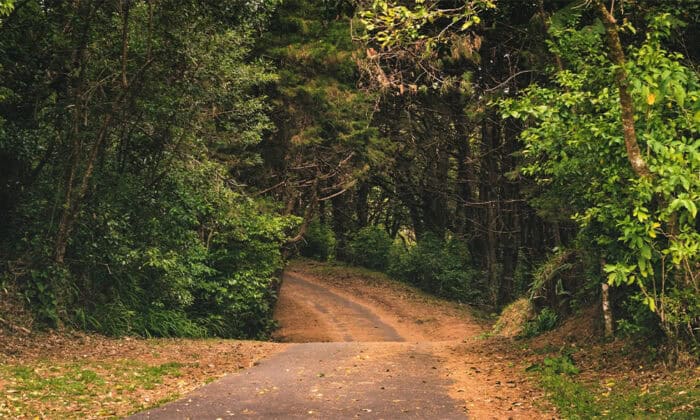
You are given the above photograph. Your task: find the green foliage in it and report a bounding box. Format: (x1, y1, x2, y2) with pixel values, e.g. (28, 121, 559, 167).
(0, 0, 13, 16)
(24, 265, 68, 326)
(348, 225, 393, 270)
(616, 293, 665, 341)
(501, 13, 700, 347)
(519, 307, 558, 338)
(531, 353, 700, 419)
(253, 0, 380, 214)
(300, 220, 337, 261)
(42, 160, 294, 338)
(527, 248, 597, 315)
(529, 250, 575, 301)
(540, 353, 580, 376)
(0, 1, 295, 339)
(359, 0, 495, 49)
(388, 234, 483, 303)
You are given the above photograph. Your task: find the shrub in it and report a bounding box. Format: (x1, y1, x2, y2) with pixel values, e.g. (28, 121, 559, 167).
(502, 13, 700, 351)
(388, 233, 483, 303)
(520, 307, 559, 338)
(348, 225, 393, 270)
(300, 220, 336, 261)
(18, 161, 296, 339)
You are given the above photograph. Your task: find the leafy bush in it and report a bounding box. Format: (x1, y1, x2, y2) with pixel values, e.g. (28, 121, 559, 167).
(348, 225, 393, 270)
(540, 354, 580, 376)
(616, 293, 664, 340)
(300, 220, 336, 261)
(0, 2, 293, 340)
(520, 307, 559, 338)
(388, 233, 483, 303)
(502, 13, 700, 350)
(18, 161, 296, 339)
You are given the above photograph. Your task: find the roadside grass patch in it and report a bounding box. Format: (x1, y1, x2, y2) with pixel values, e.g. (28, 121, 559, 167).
(133, 361, 184, 390)
(529, 354, 700, 418)
(0, 360, 186, 418)
(0, 333, 282, 418)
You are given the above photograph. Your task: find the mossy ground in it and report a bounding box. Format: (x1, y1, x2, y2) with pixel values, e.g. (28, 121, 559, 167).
(0, 332, 283, 418)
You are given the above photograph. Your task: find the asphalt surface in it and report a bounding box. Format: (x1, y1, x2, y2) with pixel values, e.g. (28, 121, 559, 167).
(128, 273, 466, 419)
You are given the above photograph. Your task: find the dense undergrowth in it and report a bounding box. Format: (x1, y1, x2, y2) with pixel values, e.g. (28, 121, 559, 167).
(0, 1, 297, 339)
(309, 225, 486, 305)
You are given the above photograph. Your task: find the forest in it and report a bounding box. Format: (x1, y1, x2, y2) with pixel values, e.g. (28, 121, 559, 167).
(0, 0, 698, 360)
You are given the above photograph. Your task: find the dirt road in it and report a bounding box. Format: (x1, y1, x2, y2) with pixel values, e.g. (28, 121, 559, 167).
(131, 264, 550, 419)
(273, 274, 404, 342)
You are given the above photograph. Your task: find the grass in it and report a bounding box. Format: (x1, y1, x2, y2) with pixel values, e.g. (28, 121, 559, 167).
(0, 334, 281, 418)
(0, 360, 186, 418)
(532, 355, 700, 419)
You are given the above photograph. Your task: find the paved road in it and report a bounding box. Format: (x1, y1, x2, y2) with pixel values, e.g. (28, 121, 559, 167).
(129, 273, 466, 419)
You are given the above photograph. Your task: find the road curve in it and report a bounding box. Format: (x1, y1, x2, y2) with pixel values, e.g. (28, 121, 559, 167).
(273, 273, 404, 343)
(128, 272, 467, 419)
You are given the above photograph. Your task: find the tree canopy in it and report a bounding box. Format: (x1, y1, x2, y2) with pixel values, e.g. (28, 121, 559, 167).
(0, 0, 698, 355)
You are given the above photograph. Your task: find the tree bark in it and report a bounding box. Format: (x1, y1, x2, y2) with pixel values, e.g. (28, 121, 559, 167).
(54, 113, 114, 264)
(287, 179, 319, 244)
(602, 282, 614, 339)
(355, 182, 370, 228)
(120, 0, 130, 89)
(593, 1, 651, 178)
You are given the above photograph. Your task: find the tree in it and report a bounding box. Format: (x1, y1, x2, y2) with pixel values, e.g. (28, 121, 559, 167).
(502, 11, 699, 349)
(0, 0, 295, 337)
(249, 0, 380, 257)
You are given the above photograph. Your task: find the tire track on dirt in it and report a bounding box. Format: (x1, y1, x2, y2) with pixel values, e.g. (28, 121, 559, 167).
(275, 273, 404, 343)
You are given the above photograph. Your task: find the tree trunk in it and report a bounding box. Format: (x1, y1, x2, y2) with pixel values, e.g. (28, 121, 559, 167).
(602, 282, 614, 339)
(287, 179, 319, 244)
(54, 114, 114, 264)
(481, 116, 501, 305)
(593, 1, 650, 178)
(331, 193, 353, 260)
(355, 182, 370, 229)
